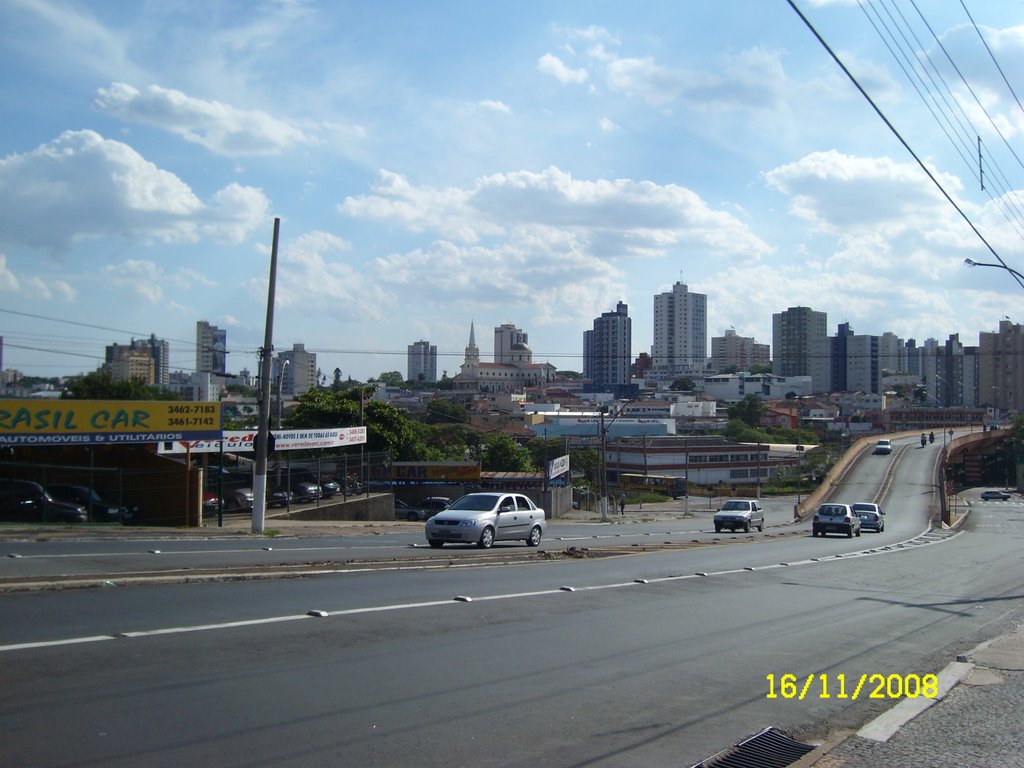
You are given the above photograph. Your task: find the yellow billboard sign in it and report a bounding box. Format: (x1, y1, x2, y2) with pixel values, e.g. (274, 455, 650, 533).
(0, 400, 222, 445)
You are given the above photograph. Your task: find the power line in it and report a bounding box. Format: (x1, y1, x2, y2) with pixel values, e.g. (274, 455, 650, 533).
(787, 0, 1024, 292)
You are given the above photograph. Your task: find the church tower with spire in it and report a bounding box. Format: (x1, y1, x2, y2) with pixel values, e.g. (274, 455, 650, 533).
(464, 321, 479, 364)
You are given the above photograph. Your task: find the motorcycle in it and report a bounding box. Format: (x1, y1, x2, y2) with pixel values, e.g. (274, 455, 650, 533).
(920, 433, 928, 447)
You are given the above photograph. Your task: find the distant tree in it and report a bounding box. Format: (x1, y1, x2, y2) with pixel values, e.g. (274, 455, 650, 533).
(423, 398, 469, 424)
(556, 370, 584, 379)
(436, 373, 455, 391)
(719, 365, 739, 375)
(480, 433, 534, 472)
(376, 371, 405, 387)
(727, 394, 765, 428)
(749, 364, 772, 375)
(670, 377, 697, 391)
(64, 370, 178, 400)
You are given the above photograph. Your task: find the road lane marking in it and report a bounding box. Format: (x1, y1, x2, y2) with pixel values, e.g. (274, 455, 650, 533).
(0, 526, 963, 653)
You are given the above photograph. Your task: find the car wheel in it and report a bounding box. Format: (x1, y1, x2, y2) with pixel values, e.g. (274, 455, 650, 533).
(847, 528, 854, 538)
(526, 525, 542, 547)
(856, 528, 861, 537)
(757, 522, 764, 532)
(477, 526, 495, 549)
(743, 522, 750, 533)
(880, 523, 884, 532)
(407, 512, 418, 522)
(714, 525, 721, 533)
(428, 539, 444, 548)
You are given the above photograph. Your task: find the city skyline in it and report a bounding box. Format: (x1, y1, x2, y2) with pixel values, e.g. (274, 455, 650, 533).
(2, 2, 1023, 381)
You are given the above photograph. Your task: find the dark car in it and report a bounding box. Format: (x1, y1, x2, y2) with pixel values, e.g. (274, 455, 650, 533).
(397, 496, 452, 522)
(47, 484, 128, 523)
(0, 480, 87, 523)
(290, 473, 339, 499)
(980, 490, 1012, 501)
(267, 488, 294, 508)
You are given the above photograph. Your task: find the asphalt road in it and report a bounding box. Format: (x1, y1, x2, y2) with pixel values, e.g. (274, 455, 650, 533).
(2, 435, 1023, 767)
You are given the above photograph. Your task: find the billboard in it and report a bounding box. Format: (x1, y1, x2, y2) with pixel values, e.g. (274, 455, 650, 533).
(0, 400, 222, 445)
(157, 427, 367, 454)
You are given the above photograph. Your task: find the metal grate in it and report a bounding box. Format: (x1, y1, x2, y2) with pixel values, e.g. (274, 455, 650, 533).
(691, 727, 816, 768)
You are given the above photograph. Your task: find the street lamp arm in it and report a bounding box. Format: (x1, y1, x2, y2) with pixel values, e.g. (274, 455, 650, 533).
(964, 258, 1024, 286)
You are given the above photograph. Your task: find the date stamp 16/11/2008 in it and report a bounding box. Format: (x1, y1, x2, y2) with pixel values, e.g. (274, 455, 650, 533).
(766, 673, 939, 701)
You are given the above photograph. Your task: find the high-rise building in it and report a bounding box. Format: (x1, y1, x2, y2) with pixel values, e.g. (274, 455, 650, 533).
(196, 321, 227, 375)
(584, 301, 631, 392)
(710, 329, 770, 372)
(276, 343, 317, 397)
(407, 340, 438, 383)
(494, 323, 527, 365)
(772, 306, 827, 378)
(979, 320, 1024, 412)
(105, 343, 156, 385)
(652, 281, 707, 375)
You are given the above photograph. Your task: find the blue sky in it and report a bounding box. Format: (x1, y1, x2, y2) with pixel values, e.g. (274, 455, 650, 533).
(2, 0, 1023, 383)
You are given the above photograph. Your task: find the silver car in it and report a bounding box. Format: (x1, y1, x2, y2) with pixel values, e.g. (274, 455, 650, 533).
(425, 492, 546, 549)
(713, 499, 765, 533)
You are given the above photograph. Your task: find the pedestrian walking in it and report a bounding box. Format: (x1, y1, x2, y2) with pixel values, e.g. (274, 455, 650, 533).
(619, 492, 626, 515)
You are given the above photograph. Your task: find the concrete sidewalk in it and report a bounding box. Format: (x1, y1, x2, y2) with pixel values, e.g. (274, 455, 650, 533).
(804, 620, 1024, 767)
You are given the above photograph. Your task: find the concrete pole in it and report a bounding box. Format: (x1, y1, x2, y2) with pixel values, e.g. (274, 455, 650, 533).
(251, 217, 280, 534)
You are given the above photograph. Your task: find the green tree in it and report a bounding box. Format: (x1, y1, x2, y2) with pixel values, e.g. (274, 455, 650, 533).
(525, 437, 564, 472)
(670, 377, 697, 391)
(423, 398, 469, 424)
(480, 433, 534, 471)
(727, 394, 765, 428)
(722, 418, 772, 444)
(286, 388, 362, 428)
(375, 371, 405, 387)
(65, 370, 178, 400)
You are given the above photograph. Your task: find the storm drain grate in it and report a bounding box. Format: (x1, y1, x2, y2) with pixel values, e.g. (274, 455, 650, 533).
(690, 726, 816, 768)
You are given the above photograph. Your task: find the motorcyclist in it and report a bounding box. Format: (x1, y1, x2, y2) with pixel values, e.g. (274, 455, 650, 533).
(928, 431, 935, 444)
(920, 433, 927, 447)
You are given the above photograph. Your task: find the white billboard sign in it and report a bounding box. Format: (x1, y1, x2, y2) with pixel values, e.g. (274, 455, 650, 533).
(158, 427, 367, 454)
(547, 454, 570, 479)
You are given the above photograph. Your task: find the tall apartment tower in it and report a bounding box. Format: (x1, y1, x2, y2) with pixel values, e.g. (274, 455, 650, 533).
(407, 340, 438, 383)
(196, 321, 227, 375)
(710, 329, 770, 372)
(772, 306, 827, 377)
(276, 343, 317, 397)
(652, 281, 707, 375)
(979, 320, 1024, 412)
(584, 301, 631, 392)
(494, 323, 528, 365)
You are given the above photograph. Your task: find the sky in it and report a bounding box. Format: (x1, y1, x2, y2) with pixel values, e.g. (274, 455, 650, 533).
(2, 0, 1024, 384)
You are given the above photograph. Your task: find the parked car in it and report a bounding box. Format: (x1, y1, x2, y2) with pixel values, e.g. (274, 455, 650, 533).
(291, 473, 339, 498)
(713, 499, 765, 533)
(289, 481, 322, 503)
(267, 488, 294, 508)
(397, 496, 452, 521)
(46, 484, 128, 523)
(0, 480, 87, 523)
(852, 502, 884, 532)
(425, 492, 545, 548)
(873, 439, 893, 455)
(980, 490, 1012, 501)
(225, 487, 254, 510)
(812, 503, 861, 537)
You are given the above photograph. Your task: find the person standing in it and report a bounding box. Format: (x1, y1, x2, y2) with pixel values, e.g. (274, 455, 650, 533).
(619, 492, 626, 515)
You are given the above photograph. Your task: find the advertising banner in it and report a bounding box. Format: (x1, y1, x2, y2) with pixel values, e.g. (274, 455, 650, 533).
(0, 400, 222, 445)
(547, 454, 570, 479)
(158, 426, 367, 454)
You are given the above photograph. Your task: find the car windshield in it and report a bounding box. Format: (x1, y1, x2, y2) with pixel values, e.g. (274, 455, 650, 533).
(448, 494, 502, 511)
(721, 501, 748, 511)
(852, 504, 874, 512)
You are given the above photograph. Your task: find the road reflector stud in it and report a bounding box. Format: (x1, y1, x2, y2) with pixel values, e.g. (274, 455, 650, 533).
(307, 610, 328, 618)
(454, 595, 472, 602)
(559, 586, 576, 592)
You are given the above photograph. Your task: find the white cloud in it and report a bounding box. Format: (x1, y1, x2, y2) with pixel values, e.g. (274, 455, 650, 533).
(0, 130, 270, 253)
(94, 82, 311, 156)
(537, 53, 589, 85)
(255, 230, 393, 322)
(102, 258, 205, 306)
(478, 99, 511, 113)
(599, 117, 619, 132)
(342, 166, 771, 262)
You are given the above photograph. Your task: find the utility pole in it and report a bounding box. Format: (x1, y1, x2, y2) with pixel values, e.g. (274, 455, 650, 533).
(252, 217, 280, 534)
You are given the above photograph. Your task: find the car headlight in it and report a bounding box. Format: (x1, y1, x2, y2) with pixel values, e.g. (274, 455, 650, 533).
(458, 519, 478, 527)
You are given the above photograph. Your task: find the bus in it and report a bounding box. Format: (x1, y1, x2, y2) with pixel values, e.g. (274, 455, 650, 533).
(618, 473, 687, 499)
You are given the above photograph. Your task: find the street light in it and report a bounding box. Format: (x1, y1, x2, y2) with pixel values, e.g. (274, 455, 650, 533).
(964, 258, 1024, 287)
